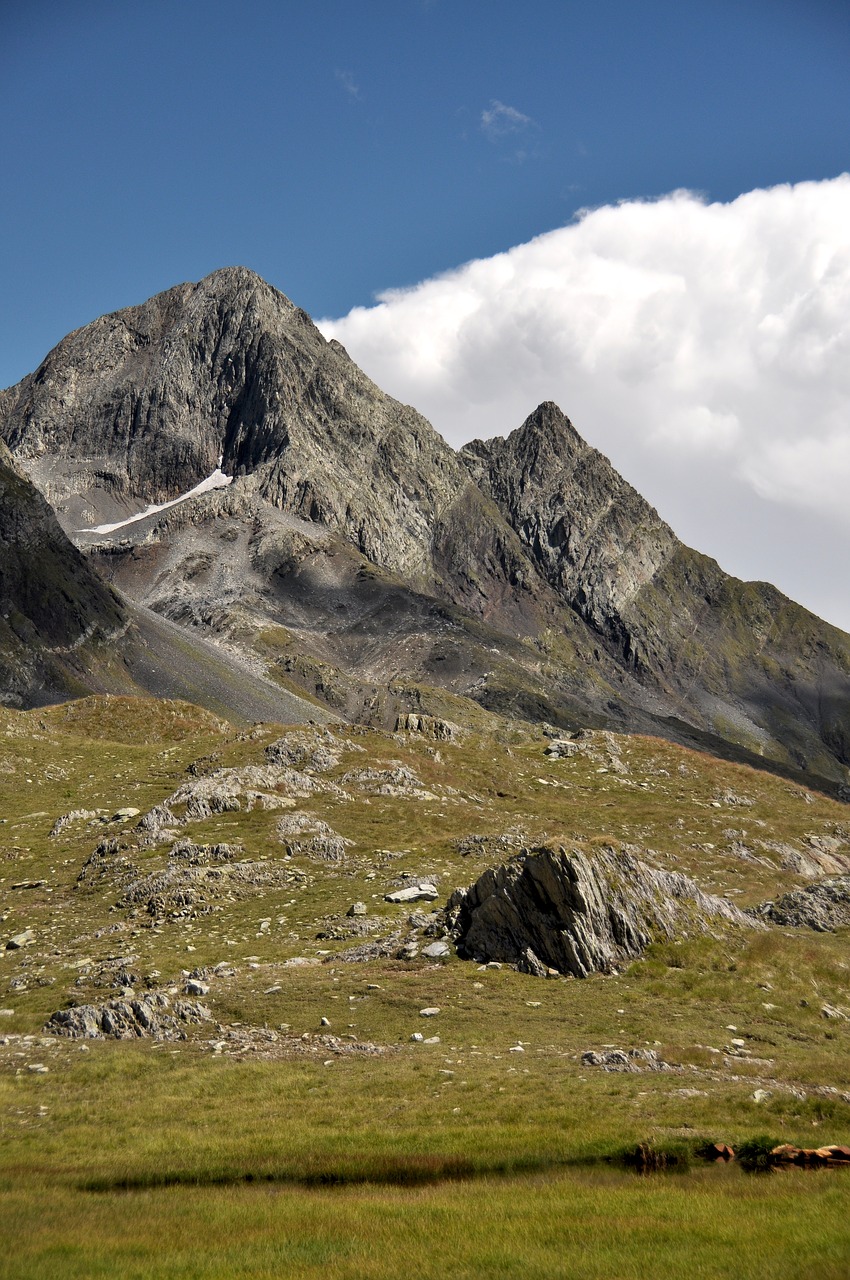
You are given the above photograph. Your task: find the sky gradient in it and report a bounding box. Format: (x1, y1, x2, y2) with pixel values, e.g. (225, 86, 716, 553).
(2, 0, 849, 624)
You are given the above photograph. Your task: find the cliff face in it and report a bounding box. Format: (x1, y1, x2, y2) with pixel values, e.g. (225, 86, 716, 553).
(0, 440, 126, 705)
(3, 268, 850, 788)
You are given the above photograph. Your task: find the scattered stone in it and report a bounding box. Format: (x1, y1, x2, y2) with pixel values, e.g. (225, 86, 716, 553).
(544, 740, 579, 758)
(821, 1004, 848, 1021)
(410, 1032, 424, 1043)
(27, 1063, 48, 1074)
(10, 881, 46, 891)
(112, 807, 140, 822)
(347, 902, 368, 917)
(752, 1088, 772, 1104)
(320, 1016, 331, 1027)
(419, 1007, 440, 1017)
(184, 980, 209, 997)
(454, 832, 525, 859)
(49, 809, 101, 838)
(423, 1036, 440, 1045)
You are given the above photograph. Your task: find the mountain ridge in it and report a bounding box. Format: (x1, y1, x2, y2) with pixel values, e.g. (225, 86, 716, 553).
(2, 266, 849, 790)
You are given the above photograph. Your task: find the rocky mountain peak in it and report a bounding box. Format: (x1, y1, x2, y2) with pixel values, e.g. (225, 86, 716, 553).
(2, 267, 850, 790)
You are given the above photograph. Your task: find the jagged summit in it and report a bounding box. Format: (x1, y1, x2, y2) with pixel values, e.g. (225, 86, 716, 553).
(2, 269, 850, 791)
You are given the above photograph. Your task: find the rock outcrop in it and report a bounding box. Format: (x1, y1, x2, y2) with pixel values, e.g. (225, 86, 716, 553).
(753, 876, 850, 931)
(446, 842, 756, 977)
(45, 993, 211, 1040)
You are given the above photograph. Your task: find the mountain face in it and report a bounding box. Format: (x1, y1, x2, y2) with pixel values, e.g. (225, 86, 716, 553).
(0, 439, 126, 705)
(2, 267, 849, 792)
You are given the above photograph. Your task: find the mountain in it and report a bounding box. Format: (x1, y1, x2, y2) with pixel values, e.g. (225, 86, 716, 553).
(2, 266, 849, 792)
(0, 437, 127, 705)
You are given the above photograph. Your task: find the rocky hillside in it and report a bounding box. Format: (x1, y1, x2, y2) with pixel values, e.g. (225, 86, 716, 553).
(2, 267, 850, 790)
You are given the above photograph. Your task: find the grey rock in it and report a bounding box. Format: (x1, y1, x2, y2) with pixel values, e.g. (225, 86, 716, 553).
(753, 876, 850, 931)
(385, 884, 439, 904)
(346, 902, 368, 917)
(45, 993, 211, 1040)
(582, 1048, 674, 1073)
(184, 980, 209, 996)
(5, 929, 35, 950)
(395, 713, 459, 741)
(447, 842, 757, 978)
(49, 809, 102, 838)
(419, 1007, 440, 1017)
(420, 940, 450, 959)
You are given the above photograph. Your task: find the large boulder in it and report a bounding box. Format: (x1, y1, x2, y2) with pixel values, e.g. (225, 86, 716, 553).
(446, 842, 756, 977)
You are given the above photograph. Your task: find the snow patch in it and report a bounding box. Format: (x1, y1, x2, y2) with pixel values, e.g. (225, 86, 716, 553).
(78, 464, 233, 535)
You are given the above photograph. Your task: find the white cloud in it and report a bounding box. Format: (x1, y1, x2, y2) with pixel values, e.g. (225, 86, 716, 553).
(318, 176, 850, 629)
(335, 69, 360, 100)
(480, 99, 534, 139)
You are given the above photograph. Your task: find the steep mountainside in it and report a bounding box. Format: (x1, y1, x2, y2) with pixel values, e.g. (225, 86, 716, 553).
(463, 403, 850, 778)
(2, 267, 849, 790)
(0, 439, 127, 705)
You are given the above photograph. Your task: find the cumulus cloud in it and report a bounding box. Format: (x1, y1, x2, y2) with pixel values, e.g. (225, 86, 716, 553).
(318, 176, 850, 628)
(480, 99, 534, 139)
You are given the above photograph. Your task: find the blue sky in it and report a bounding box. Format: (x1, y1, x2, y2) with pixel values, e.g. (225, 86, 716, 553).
(1, 0, 848, 389)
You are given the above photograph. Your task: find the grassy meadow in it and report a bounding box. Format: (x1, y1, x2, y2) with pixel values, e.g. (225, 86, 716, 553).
(1, 696, 849, 1276)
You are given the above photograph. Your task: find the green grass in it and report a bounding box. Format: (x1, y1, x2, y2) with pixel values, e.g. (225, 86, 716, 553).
(2, 695, 850, 1275)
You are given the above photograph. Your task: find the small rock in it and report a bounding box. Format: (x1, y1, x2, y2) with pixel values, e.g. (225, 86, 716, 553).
(410, 1032, 424, 1042)
(752, 1089, 772, 1104)
(423, 1035, 440, 1044)
(821, 1004, 847, 1020)
(730, 1038, 746, 1048)
(385, 884, 439, 904)
(419, 1007, 441, 1017)
(27, 1063, 48, 1074)
(320, 1016, 331, 1027)
(6, 929, 35, 950)
(346, 902, 368, 917)
(184, 980, 209, 996)
(112, 807, 140, 822)
(421, 941, 450, 959)
(508, 1044, 525, 1053)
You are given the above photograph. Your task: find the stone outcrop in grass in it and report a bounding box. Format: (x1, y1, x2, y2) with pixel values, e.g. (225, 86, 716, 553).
(45, 993, 211, 1040)
(753, 875, 850, 931)
(446, 842, 757, 977)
